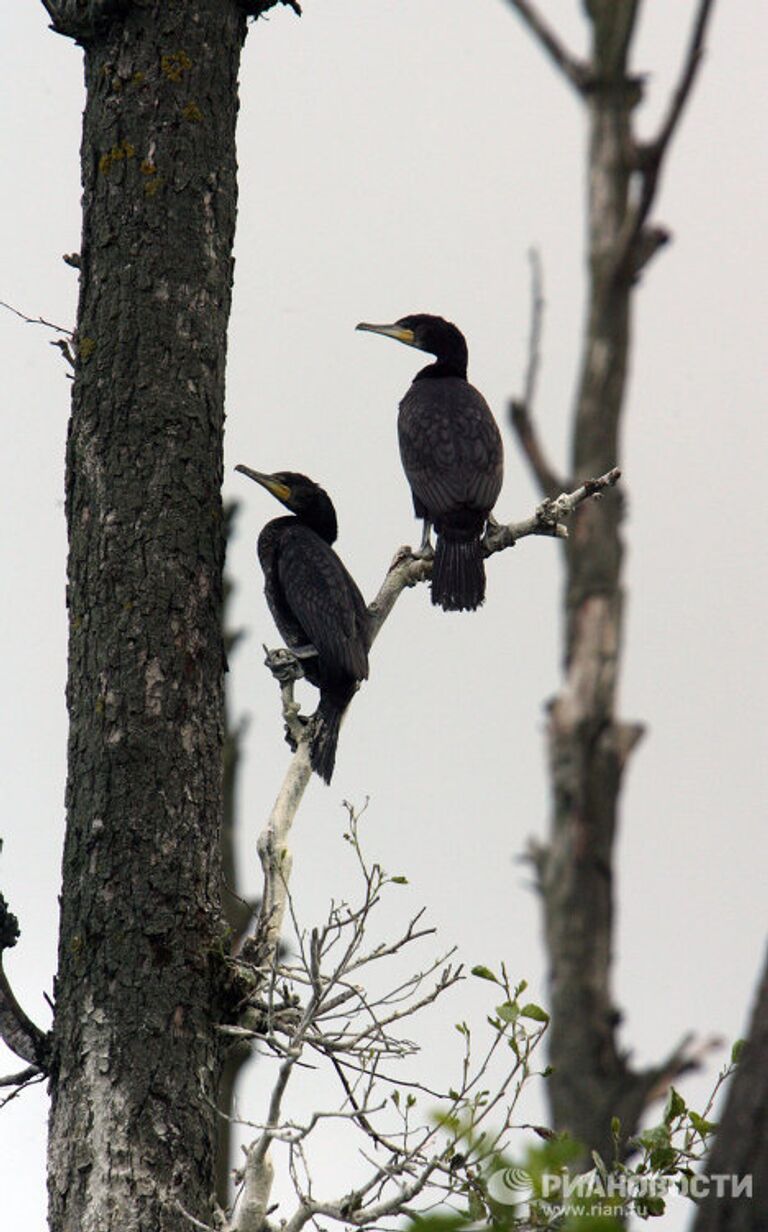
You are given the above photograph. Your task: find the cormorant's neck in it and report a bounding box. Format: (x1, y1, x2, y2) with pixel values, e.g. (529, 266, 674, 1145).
(414, 358, 468, 382)
(298, 499, 338, 545)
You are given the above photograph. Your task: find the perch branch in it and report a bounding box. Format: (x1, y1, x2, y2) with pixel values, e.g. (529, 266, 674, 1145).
(369, 467, 620, 641)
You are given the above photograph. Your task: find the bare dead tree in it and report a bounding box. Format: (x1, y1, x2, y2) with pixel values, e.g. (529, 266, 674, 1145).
(503, 0, 718, 1162)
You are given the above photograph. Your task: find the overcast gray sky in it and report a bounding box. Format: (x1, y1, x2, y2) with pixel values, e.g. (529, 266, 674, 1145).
(1, 2, 767, 1228)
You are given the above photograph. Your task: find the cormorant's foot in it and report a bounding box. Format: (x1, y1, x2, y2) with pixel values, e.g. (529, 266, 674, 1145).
(263, 645, 308, 685)
(291, 643, 319, 660)
(284, 712, 310, 752)
(413, 541, 435, 562)
(483, 518, 511, 553)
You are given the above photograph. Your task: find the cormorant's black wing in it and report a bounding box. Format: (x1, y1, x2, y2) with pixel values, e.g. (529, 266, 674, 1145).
(399, 377, 503, 515)
(277, 526, 369, 680)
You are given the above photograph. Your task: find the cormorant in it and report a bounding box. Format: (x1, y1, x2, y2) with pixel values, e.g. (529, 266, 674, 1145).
(356, 314, 503, 611)
(235, 467, 370, 784)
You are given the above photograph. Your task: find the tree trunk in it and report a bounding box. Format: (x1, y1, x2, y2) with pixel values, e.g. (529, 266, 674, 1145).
(508, 0, 716, 1164)
(692, 947, 768, 1232)
(46, 3, 246, 1228)
(538, 4, 648, 1163)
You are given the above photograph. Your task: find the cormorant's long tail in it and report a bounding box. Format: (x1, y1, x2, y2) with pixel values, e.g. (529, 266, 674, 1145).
(431, 530, 486, 611)
(310, 695, 345, 784)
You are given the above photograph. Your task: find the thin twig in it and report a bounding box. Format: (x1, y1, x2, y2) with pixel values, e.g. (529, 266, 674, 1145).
(0, 1065, 45, 1110)
(0, 299, 73, 337)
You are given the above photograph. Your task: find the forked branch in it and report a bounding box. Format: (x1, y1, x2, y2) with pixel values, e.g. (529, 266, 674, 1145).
(502, 0, 590, 94)
(616, 0, 717, 276)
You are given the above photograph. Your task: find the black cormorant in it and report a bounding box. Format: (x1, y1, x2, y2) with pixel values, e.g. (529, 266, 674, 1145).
(356, 314, 503, 611)
(235, 467, 370, 784)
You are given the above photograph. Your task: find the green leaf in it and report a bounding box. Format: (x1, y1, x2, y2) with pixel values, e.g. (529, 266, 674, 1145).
(390, 875, 409, 885)
(688, 1111, 717, 1138)
(649, 1146, 676, 1171)
(639, 1124, 670, 1151)
(591, 1150, 607, 1178)
(520, 1002, 550, 1024)
(731, 1038, 746, 1064)
(636, 1195, 666, 1217)
(471, 965, 498, 983)
(496, 1001, 520, 1023)
(664, 1086, 686, 1124)
(391, 1090, 400, 1108)
(611, 1116, 621, 1140)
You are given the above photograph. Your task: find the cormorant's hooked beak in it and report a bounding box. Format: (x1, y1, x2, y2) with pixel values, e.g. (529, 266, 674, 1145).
(235, 465, 293, 506)
(356, 321, 417, 348)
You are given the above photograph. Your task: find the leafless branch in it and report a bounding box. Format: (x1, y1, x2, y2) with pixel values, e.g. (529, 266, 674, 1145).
(615, 0, 717, 276)
(0, 299, 73, 337)
(0, 1064, 46, 1110)
(509, 402, 566, 499)
(521, 247, 544, 412)
(0, 299, 76, 368)
(508, 248, 565, 499)
(225, 812, 549, 1232)
(502, 0, 589, 94)
(642, 1032, 722, 1110)
(653, 0, 717, 164)
(0, 896, 50, 1070)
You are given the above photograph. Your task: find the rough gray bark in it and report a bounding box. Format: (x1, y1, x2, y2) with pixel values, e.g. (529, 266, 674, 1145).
(44, 2, 249, 1228)
(692, 948, 768, 1232)
(506, 0, 716, 1163)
